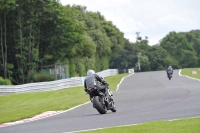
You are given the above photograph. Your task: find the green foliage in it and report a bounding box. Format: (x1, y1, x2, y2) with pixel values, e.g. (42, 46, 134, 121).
(180, 30, 200, 66)
(84, 57, 96, 72)
(158, 30, 200, 69)
(147, 46, 168, 70)
(101, 21, 125, 55)
(69, 59, 76, 77)
(109, 49, 135, 69)
(6, 63, 14, 78)
(74, 58, 86, 76)
(0, 0, 199, 83)
(28, 71, 55, 83)
(100, 56, 110, 71)
(140, 55, 150, 71)
(160, 31, 195, 66)
(0, 77, 12, 85)
(180, 50, 198, 68)
(79, 34, 96, 58)
(110, 30, 200, 72)
(163, 56, 180, 69)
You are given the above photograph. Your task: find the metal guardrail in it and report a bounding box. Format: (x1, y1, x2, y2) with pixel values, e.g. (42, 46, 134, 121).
(0, 69, 118, 95)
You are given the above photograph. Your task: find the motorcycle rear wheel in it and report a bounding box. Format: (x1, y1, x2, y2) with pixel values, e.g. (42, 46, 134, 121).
(93, 96, 107, 114)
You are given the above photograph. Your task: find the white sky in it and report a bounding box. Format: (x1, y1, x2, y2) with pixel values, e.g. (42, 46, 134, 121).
(59, 0, 200, 45)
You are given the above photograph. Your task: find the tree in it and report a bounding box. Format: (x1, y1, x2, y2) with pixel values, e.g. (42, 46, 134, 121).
(180, 50, 198, 68)
(180, 30, 200, 66)
(163, 56, 180, 69)
(140, 55, 150, 71)
(147, 46, 169, 71)
(0, 0, 16, 79)
(160, 31, 195, 68)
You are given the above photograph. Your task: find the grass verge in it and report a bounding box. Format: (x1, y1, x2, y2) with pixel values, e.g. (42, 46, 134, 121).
(181, 68, 200, 79)
(80, 117, 200, 133)
(0, 73, 129, 124)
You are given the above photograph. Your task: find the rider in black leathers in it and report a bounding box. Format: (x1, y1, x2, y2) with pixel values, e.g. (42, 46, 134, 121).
(84, 70, 111, 102)
(166, 66, 173, 77)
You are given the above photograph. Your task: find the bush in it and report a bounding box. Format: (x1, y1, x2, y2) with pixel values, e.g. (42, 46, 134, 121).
(28, 71, 55, 83)
(0, 77, 12, 85)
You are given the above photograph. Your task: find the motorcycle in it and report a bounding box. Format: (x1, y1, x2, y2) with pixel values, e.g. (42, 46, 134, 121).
(168, 72, 172, 80)
(87, 84, 117, 114)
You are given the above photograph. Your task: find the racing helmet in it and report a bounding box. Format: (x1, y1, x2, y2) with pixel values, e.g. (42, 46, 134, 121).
(87, 70, 95, 76)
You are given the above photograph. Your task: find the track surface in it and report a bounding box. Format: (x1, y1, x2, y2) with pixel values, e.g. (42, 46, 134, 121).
(1, 70, 200, 133)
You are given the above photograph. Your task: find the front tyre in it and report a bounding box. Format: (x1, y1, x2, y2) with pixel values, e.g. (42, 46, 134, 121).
(93, 96, 107, 114)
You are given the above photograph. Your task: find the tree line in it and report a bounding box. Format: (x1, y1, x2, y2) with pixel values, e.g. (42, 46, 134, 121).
(110, 30, 200, 72)
(0, 0, 125, 84)
(0, 0, 199, 84)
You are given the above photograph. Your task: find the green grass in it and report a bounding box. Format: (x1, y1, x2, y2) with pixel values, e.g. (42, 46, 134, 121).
(181, 68, 200, 79)
(0, 73, 129, 124)
(81, 117, 200, 133)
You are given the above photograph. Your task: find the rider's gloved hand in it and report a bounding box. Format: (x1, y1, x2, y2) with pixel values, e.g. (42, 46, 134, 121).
(102, 81, 108, 85)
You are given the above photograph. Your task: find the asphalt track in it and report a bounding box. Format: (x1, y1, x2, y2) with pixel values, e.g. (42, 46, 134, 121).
(1, 70, 200, 133)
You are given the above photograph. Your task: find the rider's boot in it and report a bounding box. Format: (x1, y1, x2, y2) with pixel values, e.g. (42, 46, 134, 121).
(108, 89, 113, 96)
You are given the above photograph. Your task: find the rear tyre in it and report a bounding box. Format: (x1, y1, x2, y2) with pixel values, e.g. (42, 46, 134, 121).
(169, 74, 172, 80)
(93, 96, 107, 114)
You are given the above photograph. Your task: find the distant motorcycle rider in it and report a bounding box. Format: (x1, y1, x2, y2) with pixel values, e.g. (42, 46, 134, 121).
(166, 66, 173, 77)
(84, 70, 112, 102)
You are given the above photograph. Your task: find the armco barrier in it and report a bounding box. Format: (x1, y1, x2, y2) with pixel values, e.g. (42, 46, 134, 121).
(0, 69, 118, 95)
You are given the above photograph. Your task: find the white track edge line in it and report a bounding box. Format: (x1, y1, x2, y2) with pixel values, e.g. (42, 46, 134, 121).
(67, 116, 200, 133)
(116, 72, 134, 92)
(0, 102, 90, 128)
(179, 69, 200, 81)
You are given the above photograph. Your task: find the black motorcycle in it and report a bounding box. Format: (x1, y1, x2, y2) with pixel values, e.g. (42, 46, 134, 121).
(168, 72, 172, 80)
(87, 84, 117, 114)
